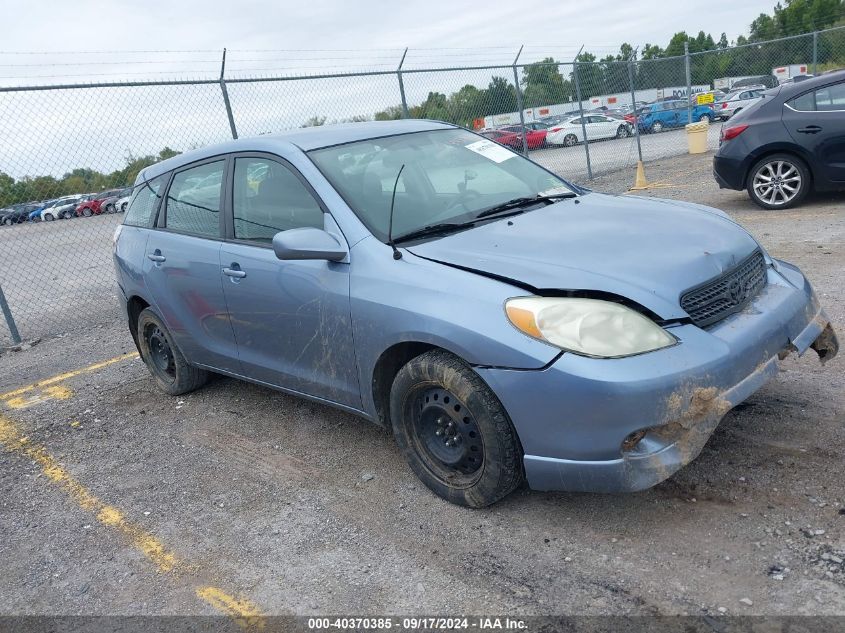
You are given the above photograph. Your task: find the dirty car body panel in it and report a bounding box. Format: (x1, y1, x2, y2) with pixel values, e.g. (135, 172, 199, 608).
(114, 119, 839, 498)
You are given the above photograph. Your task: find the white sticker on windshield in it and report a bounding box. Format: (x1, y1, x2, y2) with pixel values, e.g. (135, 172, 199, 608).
(464, 140, 517, 163)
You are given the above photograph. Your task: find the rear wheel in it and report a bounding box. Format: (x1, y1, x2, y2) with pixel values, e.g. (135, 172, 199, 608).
(3, 217, 12, 226)
(389, 349, 524, 507)
(699, 113, 712, 123)
(747, 154, 810, 210)
(651, 121, 664, 133)
(563, 134, 578, 147)
(137, 308, 208, 395)
(616, 125, 630, 138)
(81, 207, 93, 217)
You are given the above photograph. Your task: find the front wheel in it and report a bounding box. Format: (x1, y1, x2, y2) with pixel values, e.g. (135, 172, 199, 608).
(44, 214, 54, 221)
(389, 349, 524, 507)
(137, 308, 209, 395)
(81, 207, 93, 217)
(747, 154, 810, 210)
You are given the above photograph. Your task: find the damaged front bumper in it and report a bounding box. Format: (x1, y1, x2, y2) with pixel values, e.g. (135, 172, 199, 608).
(476, 260, 839, 493)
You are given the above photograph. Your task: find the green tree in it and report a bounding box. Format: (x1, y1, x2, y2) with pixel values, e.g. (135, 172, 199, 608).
(521, 58, 571, 107)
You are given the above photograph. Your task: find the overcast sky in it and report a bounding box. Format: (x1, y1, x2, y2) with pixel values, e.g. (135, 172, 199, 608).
(1, 0, 779, 180)
(1, 0, 778, 82)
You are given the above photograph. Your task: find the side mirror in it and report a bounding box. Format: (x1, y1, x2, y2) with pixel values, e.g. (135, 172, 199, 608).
(272, 228, 347, 262)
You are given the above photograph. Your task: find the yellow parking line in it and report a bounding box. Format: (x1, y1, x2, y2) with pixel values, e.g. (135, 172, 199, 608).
(0, 413, 265, 628)
(0, 352, 139, 401)
(197, 586, 265, 629)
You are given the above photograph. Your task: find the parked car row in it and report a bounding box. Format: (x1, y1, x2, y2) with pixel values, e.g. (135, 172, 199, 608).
(0, 188, 132, 227)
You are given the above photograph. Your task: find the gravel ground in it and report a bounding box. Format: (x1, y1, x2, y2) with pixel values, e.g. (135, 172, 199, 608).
(0, 150, 843, 619)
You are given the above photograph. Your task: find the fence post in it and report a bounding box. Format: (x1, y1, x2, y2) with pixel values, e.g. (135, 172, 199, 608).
(397, 48, 410, 119)
(219, 48, 238, 139)
(684, 41, 692, 124)
(628, 54, 643, 163)
(812, 31, 819, 75)
(512, 45, 529, 157)
(0, 283, 22, 345)
(572, 49, 593, 180)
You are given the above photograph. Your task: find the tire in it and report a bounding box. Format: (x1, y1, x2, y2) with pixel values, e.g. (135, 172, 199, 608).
(699, 113, 711, 123)
(136, 308, 208, 395)
(563, 134, 578, 147)
(616, 125, 630, 138)
(389, 349, 524, 508)
(121, 202, 128, 213)
(81, 207, 93, 217)
(746, 153, 810, 210)
(3, 217, 12, 226)
(651, 121, 664, 133)
(44, 213, 54, 221)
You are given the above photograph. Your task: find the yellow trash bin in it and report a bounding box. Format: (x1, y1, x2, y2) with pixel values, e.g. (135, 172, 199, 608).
(686, 121, 709, 154)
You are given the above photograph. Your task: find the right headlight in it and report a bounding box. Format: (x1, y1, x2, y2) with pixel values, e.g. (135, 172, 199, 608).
(505, 296, 677, 358)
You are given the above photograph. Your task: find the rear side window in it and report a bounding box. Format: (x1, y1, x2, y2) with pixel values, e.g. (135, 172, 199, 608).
(789, 83, 845, 112)
(124, 175, 165, 227)
(815, 83, 845, 111)
(163, 161, 224, 238)
(789, 91, 816, 111)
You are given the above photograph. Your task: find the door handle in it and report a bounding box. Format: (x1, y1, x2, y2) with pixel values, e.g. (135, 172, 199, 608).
(797, 125, 822, 134)
(147, 250, 166, 263)
(223, 267, 247, 279)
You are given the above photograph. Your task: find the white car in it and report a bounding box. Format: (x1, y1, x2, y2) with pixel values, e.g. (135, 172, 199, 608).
(115, 195, 132, 213)
(40, 195, 85, 221)
(545, 114, 632, 146)
(715, 88, 765, 120)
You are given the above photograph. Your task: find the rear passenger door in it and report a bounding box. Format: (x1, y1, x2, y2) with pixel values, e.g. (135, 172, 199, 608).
(785, 81, 845, 184)
(219, 154, 361, 408)
(143, 158, 241, 373)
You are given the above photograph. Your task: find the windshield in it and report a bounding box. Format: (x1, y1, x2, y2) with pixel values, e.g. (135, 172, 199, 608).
(308, 128, 573, 242)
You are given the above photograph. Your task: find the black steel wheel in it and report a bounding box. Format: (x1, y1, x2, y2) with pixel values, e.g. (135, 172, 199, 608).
(136, 307, 208, 395)
(412, 386, 485, 484)
(390, 349, 523, 507)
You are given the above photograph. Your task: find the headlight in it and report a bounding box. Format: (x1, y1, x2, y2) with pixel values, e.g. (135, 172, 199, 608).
(505, 296, 676, 358)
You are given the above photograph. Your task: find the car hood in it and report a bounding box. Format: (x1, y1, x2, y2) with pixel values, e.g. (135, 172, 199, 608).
(406, 192, 761, 320)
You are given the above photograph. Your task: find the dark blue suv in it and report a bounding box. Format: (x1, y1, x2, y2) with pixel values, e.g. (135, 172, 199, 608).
(713, 70, 845, 209)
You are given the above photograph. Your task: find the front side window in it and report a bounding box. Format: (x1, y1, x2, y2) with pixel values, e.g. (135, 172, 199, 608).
(308, 128, 572, 242)
(232, 157, 324, 243)
(163, 161, 224, 238)
(124, 175, 166, 228)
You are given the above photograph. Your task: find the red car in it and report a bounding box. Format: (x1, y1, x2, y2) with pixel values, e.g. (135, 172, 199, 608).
(75, 189, 124, 217)
(480, 124, 546, 151)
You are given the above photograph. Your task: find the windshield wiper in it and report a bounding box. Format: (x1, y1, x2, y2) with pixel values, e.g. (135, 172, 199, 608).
(474, 192, 577, 220)
(393, 221, 475, 244)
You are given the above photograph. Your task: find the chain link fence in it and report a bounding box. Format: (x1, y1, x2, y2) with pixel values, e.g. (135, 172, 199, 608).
(2, 26, 844, 346)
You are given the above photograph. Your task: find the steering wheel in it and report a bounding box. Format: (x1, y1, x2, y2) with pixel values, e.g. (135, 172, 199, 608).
(439, 189, 482, 218)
